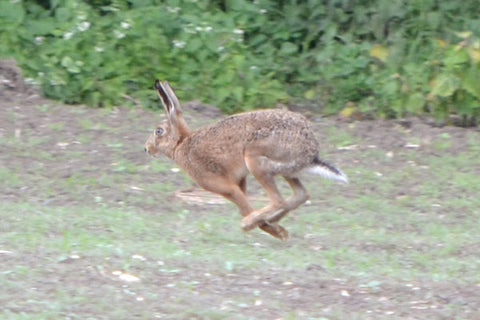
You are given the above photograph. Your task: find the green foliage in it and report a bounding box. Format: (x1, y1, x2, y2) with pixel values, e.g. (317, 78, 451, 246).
(0, 0, 286, 112)
(0, 0, 479, 122)
(367, 33, 480, 123)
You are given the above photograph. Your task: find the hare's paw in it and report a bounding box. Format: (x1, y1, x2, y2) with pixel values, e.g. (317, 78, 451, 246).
(259, 223, 289, 241)
(241, 207, 285, 231)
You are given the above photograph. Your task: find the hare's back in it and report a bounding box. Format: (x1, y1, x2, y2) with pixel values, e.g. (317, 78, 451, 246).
(180, 109, 319, 177)
(216, 109, 319, 161)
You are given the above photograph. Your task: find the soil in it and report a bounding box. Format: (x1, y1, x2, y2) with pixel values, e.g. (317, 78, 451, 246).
(1, 59, 479, 319)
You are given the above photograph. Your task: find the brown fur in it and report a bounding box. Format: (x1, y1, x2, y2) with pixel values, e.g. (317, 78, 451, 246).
(145, 80, 347, 240)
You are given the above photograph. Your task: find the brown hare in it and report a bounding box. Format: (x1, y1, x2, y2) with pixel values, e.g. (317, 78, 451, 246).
(145, 80, 348, 240)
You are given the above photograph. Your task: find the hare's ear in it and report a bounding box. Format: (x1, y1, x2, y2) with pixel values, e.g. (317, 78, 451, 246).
(163, 81, 182, 115)
(161, 81, 191, 137)
(155, 79, 173, 121)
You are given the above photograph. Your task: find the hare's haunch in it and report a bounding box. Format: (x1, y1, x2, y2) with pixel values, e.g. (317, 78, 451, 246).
(145, 80, 347, 240)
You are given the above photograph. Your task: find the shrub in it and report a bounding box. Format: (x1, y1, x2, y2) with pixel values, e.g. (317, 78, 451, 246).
(0, 0, 286, 111)
(0, 0, 479, 123)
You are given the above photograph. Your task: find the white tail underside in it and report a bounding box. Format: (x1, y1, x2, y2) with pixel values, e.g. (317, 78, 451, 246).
(303, 165, 349, 184)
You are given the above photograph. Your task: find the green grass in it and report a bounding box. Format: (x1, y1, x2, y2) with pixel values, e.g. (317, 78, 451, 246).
(46, 122, 64, 131)
(78, 118, 106, 130)
(1, 105, 480, 319)
(325, 127, 358, 147)
(0, 167, 22, 187)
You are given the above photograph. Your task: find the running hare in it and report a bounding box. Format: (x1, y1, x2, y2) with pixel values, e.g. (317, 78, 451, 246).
(145, 80, 348, 240)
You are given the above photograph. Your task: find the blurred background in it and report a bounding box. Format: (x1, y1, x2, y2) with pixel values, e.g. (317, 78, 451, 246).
(1, 0, 479, 124)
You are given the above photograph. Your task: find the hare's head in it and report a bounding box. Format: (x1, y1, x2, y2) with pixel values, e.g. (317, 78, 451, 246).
(144, 80, 190, 159)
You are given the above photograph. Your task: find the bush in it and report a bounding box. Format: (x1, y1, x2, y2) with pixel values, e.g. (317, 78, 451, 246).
(0, 0, 287, 111)
(0, 0, 479, 123)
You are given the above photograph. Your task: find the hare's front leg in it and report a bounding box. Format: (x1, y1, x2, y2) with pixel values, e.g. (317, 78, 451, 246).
(199, 175, 289, 239)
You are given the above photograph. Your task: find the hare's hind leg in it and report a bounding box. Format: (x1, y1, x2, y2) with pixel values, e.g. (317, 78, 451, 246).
(241, 156, 290, 232)
(259, 223, 289, 240)
(236, 176, 289, 240)
(243, 177, 309, 230)
(265, 177, 309, 224)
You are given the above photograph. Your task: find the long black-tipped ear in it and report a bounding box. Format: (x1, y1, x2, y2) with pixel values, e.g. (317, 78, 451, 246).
(155, 79, 172, 118)
(163, 81, 182, 115)
(154, 80, 190, 138)
(156, 80, 191, 137)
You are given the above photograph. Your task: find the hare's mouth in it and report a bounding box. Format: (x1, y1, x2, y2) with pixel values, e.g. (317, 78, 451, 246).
(145, 150, 161, 159)
(144, 145, 158, 157)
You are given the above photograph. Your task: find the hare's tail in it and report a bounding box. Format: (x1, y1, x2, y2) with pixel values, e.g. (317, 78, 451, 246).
(304, 156, 348, 184)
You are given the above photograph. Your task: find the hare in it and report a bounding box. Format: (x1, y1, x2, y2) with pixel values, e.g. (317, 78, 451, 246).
(145, 80, 348, 240)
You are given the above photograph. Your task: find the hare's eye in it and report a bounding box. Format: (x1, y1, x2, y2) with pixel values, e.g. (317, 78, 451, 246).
(155, 127, 165, 136)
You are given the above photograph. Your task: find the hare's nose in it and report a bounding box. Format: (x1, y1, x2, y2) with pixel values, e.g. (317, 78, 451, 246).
(144, 147, 148, 153)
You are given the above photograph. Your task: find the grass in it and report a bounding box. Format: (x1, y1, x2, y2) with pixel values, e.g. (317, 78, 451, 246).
(46, 122, 65, 131)
(1, 104, 479, 319)
(0, 167, 21, 187)
(78, 118, 106, 130)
